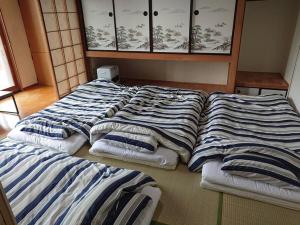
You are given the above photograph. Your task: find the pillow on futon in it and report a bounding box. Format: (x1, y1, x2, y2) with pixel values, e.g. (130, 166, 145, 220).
(221, 153, 300, 190)
(101, 131, 158, 153)
(20, 120, 74, 139)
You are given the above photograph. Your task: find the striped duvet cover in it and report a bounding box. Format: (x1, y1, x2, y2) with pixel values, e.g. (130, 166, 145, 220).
(0, 139, 156, 225)
(17, 79, 138, 140)
(91, 86, 208, 163)
(188, 93, 300, 188)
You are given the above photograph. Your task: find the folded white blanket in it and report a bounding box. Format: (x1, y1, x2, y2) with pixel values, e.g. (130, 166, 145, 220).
(20, 120, 74, 140)
(102, 131, 158, 153)
(7, 126, 87, 155)
(90, 140, 179, 170)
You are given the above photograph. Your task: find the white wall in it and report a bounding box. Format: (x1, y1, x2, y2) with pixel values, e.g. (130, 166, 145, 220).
(238, 0, 299, 74)
(285, 7, 300, 113)
(288, 54, 300, 113)
(285, 6, 300, 84)
(0, 0, 37, 88)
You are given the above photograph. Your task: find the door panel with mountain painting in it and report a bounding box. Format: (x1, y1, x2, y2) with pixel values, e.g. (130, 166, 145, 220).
(115, 0, 150, 52)
(152, 0, 191, 53)
(81, 0, 116, 50)
(191, 0, 236, 54)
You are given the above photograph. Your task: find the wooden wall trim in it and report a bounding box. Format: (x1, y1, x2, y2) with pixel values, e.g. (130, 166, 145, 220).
(0, 183, 16, 225)
(19, 0, 58, 99)
(227, 0, 246, 93)
(86, 51, 232, 62)
(77, 0, 92, 82)
(18, 0, 49, 53)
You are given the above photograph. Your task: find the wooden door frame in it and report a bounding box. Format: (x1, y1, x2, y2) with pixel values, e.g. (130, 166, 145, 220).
(0, 9, 21, 92)
(0, 183, 17, 225)
(227, 0, 246, 93)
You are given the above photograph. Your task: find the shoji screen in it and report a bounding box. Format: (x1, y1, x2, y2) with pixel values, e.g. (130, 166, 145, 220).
(40, 0, 88, 97)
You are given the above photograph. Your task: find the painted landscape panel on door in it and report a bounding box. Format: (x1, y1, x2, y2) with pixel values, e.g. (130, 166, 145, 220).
(81, 0, 116, 50)
(115, 0, 150, 52)
(152, 0, 191, 53)
(191, 0, 236, 54)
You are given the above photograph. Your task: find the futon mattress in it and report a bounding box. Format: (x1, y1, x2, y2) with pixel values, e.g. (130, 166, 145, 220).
(91, 85, 208, 163)
(17, 79, 137, 140)
(201, 160, 300, 210)
(189, 93, 300, 189)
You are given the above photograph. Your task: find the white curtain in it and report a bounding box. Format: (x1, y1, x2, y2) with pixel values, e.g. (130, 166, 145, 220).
(0, 36, 14, 90)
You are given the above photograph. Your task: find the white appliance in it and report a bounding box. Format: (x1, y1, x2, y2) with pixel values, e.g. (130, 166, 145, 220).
(97, 65, 119, 81)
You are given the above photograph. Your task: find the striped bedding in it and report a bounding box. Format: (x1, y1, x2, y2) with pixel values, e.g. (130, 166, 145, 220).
(91, 86, 208, 163)
(17, 79, 138, 140)
(0, 139, 156, 225)
(188, 93, 300, 188)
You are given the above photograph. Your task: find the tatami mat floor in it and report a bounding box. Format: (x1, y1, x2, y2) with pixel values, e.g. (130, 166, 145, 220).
(76, 145, 300, 225)
(221, 194, 300, 225)
(76, 145, 220, 225)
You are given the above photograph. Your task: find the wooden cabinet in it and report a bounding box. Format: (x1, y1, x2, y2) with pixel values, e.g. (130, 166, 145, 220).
(152, 0, 191, 53)
(235, 87, 260, 96)
(260, 89, 287, 97)
(114, 0, 150, 52)
(81, 0, 116, 51)
(191, 0, 236, 54)
(80, 0, 240, 55)
(235, 71, 289, 97)
(236, 87, 287, 97)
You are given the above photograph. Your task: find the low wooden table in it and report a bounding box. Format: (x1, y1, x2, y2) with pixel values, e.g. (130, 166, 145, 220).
(0, 91, 19, 115)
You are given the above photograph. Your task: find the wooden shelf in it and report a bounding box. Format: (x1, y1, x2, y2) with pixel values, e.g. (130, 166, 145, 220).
(236, 71, 289, 90)
(120, 78, 228, 93)
(86, 51, 232, 62)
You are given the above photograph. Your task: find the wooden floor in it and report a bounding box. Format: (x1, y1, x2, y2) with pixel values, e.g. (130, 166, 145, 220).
(0, 85, 57, 139)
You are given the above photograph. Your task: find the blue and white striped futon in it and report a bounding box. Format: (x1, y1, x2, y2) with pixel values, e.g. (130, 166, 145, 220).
(91, 85, 208, 163)
(17, 79, 138, 140)
(188, 93, 300, 188)
(0, 139, 156, 225)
